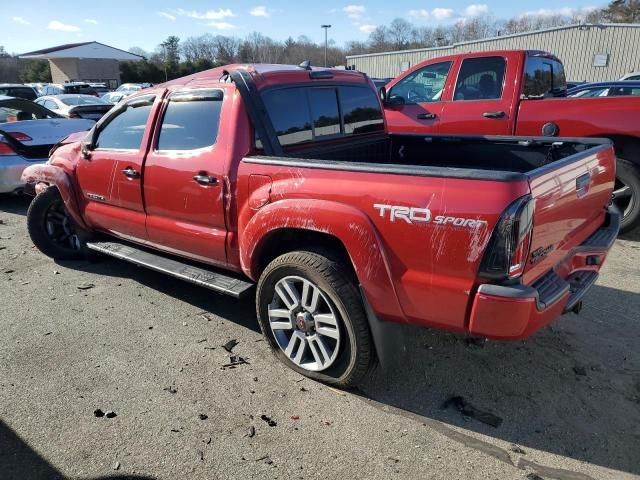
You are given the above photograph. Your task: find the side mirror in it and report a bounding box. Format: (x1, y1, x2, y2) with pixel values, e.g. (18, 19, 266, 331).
(386, 95, 405, 106)
(81, 127, 98, 160)
(380, 86, 387, 103)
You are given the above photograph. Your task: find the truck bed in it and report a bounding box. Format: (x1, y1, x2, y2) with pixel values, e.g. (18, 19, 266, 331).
(257, 133, 608, 179)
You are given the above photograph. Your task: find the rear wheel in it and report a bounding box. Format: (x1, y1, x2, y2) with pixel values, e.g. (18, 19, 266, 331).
(614, 158, 640, 234)
(27, 187, 90, 260)
(256, 250, 375, 387)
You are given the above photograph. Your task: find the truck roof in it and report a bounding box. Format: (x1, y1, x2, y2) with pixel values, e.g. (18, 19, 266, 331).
(157, 63, 370, 90)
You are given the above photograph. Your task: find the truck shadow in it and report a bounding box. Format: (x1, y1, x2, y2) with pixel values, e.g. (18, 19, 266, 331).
(358, 283, 640, 477)
(0, 193, 31, 217)
(0, 419, 156, 480)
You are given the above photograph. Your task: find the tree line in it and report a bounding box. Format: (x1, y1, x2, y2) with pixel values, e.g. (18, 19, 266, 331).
(6, 0, 639, 83)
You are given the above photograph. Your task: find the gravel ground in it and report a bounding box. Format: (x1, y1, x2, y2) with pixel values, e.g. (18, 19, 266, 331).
(1, 194, 639, 480)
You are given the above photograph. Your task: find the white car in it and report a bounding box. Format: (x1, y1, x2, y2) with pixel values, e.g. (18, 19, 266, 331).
(0, 96, 94, 194)
(35, 95, 112, 121)
(619, 72, 640, 81)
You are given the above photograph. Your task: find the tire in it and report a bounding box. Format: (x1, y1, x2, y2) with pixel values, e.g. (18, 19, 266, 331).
(256, 250, 375, 388)
(615, 158, 640, 234)
(27, 187, 91, 260)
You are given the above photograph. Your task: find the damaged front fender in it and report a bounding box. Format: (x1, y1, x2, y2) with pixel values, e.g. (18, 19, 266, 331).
(21, 164, 88, 231)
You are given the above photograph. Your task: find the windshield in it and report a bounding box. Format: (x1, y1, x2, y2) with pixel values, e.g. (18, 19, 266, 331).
(0, 98, 61, 123)
(60, 95, 108, 106)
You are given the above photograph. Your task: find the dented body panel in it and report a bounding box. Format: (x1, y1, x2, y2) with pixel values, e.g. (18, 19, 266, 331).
(21, 63, 618, 341)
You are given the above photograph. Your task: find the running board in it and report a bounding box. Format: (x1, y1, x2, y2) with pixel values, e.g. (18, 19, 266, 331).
(86, 240, 254, 298)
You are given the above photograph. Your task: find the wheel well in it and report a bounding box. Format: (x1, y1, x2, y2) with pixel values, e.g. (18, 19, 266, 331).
(591, 134, 640, 165)
(254, 228, 354, 278)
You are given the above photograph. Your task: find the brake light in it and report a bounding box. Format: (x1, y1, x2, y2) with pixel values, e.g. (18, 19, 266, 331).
(6, 132, 32, 142)
(0, 141, 16, 156)
(479, 196, 534, 281)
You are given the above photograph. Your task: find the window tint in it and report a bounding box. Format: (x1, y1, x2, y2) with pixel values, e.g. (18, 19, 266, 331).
(262, 88, 312, 146)
(157, 89, 223, 150)
(454, 57, 505, 101)
(96, 97, 154, 150)
(389, 61, 452, 104)
(523, 56, 567, 98)
(0, 87, 36, 100)
(340, 86, 384, 134)
(44, 100, 58, 110)
(308, 88, 340, 138)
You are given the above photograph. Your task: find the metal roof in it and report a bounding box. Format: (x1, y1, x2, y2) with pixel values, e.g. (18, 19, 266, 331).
(19, 41, 143, 61)
(346, 23, 640, 59)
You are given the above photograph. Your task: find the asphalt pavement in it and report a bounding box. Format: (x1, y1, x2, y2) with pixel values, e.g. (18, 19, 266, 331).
(1, 194, 638, 480)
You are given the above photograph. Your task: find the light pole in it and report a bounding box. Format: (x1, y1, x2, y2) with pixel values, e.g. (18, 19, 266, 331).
(321, 24, 331, 67)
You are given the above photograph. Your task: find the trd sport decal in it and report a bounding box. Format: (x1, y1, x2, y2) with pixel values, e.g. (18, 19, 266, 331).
(373, 204, 487, 229)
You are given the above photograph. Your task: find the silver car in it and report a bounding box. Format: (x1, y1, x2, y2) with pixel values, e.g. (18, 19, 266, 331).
(0, 96, 94, 194)
(35, 94, 112, 121)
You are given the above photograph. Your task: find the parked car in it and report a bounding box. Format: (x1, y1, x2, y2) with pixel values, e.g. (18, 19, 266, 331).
(22, 64, 618, 386)
(0, 96, 94, 194)
(567, 81, 640, 97)
(101, 91, 127, 104)
(88, 83, 112, 97)
(566, 80, 586, 90)
(382, 49, 640, 233)
(620, 72, 640, 81)
(35, 95, 112, 121)
(0, 84, 38, 101)
(40, 83, 99, 97)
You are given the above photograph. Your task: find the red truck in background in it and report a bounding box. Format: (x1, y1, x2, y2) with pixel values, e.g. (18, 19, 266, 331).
(382, 50, 640, 233)
(22, 63, 619, 387)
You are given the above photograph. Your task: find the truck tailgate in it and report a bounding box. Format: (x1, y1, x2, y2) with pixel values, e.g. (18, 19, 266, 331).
(522, 142, 616, 285)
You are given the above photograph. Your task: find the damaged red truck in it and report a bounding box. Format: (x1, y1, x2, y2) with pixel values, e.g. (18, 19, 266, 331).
(22, 64, 619, 387)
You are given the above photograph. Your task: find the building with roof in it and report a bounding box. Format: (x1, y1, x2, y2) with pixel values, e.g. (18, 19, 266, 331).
(346, 23, 640, 82)
(19, 41, 143, 88)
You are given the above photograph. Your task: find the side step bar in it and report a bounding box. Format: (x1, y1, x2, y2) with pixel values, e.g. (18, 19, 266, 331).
(86, 240, 254, 298)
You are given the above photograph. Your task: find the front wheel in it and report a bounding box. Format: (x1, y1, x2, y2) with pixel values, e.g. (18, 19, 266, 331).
(27, 187, 91, 260)
(256, 250, 375, 387)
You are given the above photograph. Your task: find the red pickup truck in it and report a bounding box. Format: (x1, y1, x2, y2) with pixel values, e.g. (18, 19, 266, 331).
(382, 50, 640, 233)
(22, 64, 619, 387)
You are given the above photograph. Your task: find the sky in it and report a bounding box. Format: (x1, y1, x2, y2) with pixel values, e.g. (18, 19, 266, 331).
(1, 0, 604, 55)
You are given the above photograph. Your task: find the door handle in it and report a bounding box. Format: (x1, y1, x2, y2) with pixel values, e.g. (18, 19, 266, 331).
(483, 111, 506, 119)
(417, 113, 437, 120)
(121, 167, 140, 179)
(193, 174, 218, 186)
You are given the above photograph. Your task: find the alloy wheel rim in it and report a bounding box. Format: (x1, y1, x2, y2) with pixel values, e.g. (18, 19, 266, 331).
(267, 275, 341, 372)
(613, 177, 634, 219)
(44, 200, 81, 252)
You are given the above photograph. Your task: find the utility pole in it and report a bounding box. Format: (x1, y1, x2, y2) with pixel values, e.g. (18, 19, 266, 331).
(321, 24, 331, 67)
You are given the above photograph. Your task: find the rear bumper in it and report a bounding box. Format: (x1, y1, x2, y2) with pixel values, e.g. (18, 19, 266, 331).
(0, 155, 46, 194)
(468, 205, 620, 340)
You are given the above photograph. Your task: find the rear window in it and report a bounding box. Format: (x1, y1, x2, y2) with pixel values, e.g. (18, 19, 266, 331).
(0, 87, 36, 101)
(523, 56, 567, 98)
(157, 89, 223, 150)
(261, 85, 383, 147)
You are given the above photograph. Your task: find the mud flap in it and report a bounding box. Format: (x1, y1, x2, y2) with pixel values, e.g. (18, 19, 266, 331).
(360, 286, 407, 370)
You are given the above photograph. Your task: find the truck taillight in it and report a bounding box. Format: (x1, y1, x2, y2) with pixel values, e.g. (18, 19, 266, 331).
(479, 196, 534, 281)
(0, 141, 16, 156)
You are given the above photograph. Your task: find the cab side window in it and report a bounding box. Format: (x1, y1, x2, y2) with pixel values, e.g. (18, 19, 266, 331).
(95, 96, 155, 150)
(388, 61, 452, 104)
(453, 57, 506, 101)
(157, 89, 223, 150)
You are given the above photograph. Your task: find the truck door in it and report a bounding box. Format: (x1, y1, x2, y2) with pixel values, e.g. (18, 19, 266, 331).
(142, 87, 229, 267)
(76, 93, 160, 240)
(439, 56, 516, 135)
(384, 60, 453, 134)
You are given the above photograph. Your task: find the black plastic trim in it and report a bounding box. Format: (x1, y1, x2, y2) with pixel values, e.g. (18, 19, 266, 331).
(243, 156, 528, 182)
(228, 69, 283, 157)
(579, 204, 621, 251)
